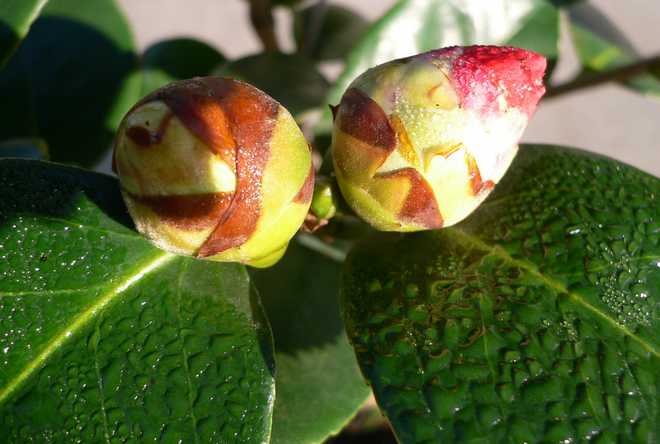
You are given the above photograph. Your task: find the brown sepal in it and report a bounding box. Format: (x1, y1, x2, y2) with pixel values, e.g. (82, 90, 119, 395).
(301, 213, 328, 233)
(125, 112, 174, 148)
(195, 78, 280, 257)
(465, 152, 495, 195)
(132, 192, 233, 231)
(293, 164, 315, 204)
(329, 104, 339, 121)
(336, 88, 396, 151)
(376, 168, 443, 229)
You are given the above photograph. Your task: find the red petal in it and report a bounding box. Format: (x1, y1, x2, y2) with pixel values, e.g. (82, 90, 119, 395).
(449, 45, 546, 117)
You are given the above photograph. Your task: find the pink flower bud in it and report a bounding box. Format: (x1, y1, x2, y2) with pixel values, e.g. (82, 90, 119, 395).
(332, 45, 546, 231)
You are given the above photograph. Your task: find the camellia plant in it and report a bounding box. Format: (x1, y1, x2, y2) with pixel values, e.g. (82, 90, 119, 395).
(0, 1, 658, 444)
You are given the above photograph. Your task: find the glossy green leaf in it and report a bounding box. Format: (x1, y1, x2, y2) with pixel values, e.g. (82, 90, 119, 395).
(327, 0, 560, 106)
(342, 145, 659, 443)
(0, 0, 140, 167)
(0, 0, 48, 67)
(252, 239, 370, 444)
(568, 3, 660, 97)
(217, 53, 329, 118)
(141, 38, 226, 96)
(293, 4, 368, 61)
(0, 159, 275, 443)
(0, 137, 48, 159)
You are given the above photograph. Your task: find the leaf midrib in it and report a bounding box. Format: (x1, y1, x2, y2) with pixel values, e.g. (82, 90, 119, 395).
(174, 259, 202, 444)
(447, 227, 659, 359)
(0, 250, 176, 406)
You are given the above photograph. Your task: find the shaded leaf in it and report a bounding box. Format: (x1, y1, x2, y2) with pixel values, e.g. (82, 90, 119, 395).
(217, 52, 329, 118)
(141, 38, 226, 95)
(0, 0, 140, 167)
(568, 3, 660, 97)
(252, 239, 370, 444)
(0, 0, 48, 67)
(342, 145, 659, 443)
(293, 4, 368, 61)
(0, 137, 48, 159)
(0, 159, 275, 443)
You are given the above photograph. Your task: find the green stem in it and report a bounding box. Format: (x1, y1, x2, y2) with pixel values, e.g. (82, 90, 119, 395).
(296, 233, 347, 263)
(545, 54, 660, 99)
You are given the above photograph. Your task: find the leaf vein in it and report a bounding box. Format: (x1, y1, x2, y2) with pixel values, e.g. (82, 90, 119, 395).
(447, 228, 659, 358)
(0, 252, 176, 406)
(175, 259, 201, 444)
(0, 287, 105, 298)
(93, 322, 112, 444)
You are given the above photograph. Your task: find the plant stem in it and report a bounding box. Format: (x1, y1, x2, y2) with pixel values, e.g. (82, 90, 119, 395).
(545, 54, 660, 99)
(248, 0, 280, 52)
(296, 233, 347, 263)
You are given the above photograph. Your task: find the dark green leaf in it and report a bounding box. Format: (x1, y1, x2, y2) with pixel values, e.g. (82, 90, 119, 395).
(0, 0, 48, 67)
(252, 240, 370, 444)
(0, 159, 275, 443)
(271, 0, 302, 7)
(342, 145, 659, 443)
(141, 38, 226, 95)
(293, 4, 368, 61)
(569, 3, 660, 97)
(327, 0, 560, 106)
(0, 137, 48, 159)
(0, 0, 140, 167)
(216, 52, 329, 118)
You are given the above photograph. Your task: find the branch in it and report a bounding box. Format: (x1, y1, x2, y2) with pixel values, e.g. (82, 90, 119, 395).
(248, 0, 279, 52)
(545, 54, 660, 99)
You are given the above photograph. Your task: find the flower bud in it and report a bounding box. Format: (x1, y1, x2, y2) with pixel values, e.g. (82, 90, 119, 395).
(331, 45, 546, 231)
(113, 77, 314, 267)
(310, 176, 337, 220)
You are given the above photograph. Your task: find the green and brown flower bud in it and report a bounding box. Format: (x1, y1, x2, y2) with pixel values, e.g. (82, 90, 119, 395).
(331, 45, 546, 231)
(113, 77, 314, 267)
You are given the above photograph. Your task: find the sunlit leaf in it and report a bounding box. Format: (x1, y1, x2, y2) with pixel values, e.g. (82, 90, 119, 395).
(0, 159, 276, 443)
(0, 0, 48, 67)
(342, 145, 659, 443)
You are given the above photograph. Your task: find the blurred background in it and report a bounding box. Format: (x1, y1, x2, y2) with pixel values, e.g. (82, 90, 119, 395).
(0, 2, 657, 443)
(114, 0, 660, 175)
